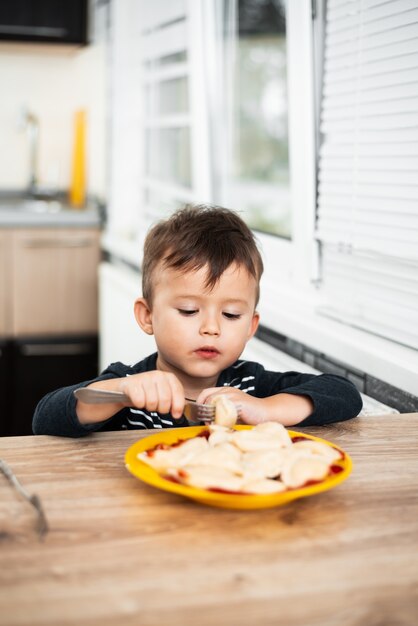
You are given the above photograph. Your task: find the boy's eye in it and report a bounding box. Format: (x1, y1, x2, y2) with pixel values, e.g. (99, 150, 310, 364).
(223, 312, 242, 320)
(177, 309, 198, 316)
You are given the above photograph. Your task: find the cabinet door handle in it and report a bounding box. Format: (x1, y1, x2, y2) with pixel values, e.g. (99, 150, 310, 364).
(22, 238, 92, 249)
(20, 343, 93, 356)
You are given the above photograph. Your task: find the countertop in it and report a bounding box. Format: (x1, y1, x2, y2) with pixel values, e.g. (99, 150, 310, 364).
(0, 413, 417, 626)
(0, 192, 103, 228)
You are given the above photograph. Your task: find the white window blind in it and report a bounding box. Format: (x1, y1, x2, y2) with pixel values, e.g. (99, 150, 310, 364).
(316, 0, 418, 349)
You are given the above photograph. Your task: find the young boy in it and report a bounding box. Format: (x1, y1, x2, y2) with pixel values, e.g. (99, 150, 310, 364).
(33, 205, 362, 437)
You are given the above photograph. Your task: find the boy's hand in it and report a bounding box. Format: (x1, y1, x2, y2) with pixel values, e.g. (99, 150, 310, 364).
(78, 371, 186, 424)
(119, 371, 186, 419)
(196, 387, 266, 425)
(196, 387, 314, 427)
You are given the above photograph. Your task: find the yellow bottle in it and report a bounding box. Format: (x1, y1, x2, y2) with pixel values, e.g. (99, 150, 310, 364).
(69, 109, 86, 208)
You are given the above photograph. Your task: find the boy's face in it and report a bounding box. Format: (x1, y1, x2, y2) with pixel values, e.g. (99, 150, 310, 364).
(135, 262, 260, 388)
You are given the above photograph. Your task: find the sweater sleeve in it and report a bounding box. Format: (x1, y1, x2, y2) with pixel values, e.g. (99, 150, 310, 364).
(32, 361, 135, 437)
(253, 367, 363, 426)
(32, 376, 119, 437)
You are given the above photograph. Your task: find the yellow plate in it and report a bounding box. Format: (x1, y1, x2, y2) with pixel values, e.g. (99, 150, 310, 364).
(125, 425, 352, 510)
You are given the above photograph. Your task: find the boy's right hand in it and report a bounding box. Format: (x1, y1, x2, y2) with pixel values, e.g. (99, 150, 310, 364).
(77, 371, 186, 424)
(118, 371, 186, 419)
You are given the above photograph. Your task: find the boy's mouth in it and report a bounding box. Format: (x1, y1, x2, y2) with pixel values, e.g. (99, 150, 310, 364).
(195, 346, 220, 359)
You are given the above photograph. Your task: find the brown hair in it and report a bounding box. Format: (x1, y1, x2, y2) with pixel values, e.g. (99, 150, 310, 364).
(142, 204, 264, 305)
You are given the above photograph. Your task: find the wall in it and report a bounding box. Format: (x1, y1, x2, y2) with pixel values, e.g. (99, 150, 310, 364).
(0, 6, 107, 198)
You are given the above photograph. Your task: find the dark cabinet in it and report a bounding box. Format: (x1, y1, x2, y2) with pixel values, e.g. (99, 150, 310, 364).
(0, 340, 12, 436)
(6, 335, 98, 436)
(0, 0, 88, 45)
(0, 226, 101, 436)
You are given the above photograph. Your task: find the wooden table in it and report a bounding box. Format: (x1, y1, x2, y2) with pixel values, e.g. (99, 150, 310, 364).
(1, 414, 417, 626)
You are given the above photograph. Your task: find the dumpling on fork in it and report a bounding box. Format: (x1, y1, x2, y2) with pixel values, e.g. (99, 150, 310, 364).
(210, 395, 239, 428)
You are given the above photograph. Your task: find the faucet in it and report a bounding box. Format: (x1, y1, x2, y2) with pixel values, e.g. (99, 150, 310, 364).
(20, 107, 40, 196)
(27, 111, 39, 194)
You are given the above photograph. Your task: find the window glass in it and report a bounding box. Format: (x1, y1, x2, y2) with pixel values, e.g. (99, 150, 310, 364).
(145, 76, 189, 116)
(230, 0, 290, 238)
(144, 189, 186, 219)
(145, 127, 191, 187)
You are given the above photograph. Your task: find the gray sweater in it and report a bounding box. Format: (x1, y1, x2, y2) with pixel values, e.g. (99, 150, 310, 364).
(32, 353, 363, 437)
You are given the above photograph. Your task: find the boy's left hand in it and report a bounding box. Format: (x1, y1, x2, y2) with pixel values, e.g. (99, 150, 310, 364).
(196, 387, 267, 425)
(196, 387, 314, 427)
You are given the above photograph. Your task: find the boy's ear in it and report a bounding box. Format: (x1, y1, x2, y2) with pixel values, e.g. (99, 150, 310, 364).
(248, 311, 260, 340)
(134, 298, 154, 335)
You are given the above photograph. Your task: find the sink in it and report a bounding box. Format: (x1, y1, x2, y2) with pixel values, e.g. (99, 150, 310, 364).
(16, 199, 64, 214)
(0, 189, 74, 213)
(0, 189, 103, 226)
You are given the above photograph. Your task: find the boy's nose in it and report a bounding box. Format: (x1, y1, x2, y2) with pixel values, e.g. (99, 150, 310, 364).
(200, 316, 220, 336)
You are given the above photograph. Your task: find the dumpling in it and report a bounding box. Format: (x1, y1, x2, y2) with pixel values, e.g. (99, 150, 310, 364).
(211, 395, 238, 427)
(281, 453, 330, 489)
(230, 429, 287, 452)
(253, 422, 293, 447)
(208, 424, 232, 447)
(139, 421, 338, 496)
(187, 442, 242, 474)
(174, 466, 244, 492)
(242, 478, 286, 494)
(138, 436, 208, 471)
(292, 439, 342, 463)
(241, 449, 287, 479)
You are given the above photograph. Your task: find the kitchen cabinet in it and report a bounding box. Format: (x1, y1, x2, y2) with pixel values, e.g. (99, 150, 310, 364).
(0, 226, 101, 436)
(9, 335, 98, 436)
(0, 0, 88, 45)
(11, 227, 100, 336)
(0, 340, 12, 436)
(0, 231, 11, 336)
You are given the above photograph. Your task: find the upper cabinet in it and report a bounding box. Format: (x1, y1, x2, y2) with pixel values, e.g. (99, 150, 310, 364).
(0, 0, 88, 45)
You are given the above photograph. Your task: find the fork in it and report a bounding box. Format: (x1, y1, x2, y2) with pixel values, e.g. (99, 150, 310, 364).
(73, 388, 216, 424)
(0, 459, 49, 540)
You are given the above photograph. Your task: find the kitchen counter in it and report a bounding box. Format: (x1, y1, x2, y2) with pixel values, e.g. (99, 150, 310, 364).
(0, 413, 417, 626)
(0, 206, 101, 227)
(0, 192, 103, 228)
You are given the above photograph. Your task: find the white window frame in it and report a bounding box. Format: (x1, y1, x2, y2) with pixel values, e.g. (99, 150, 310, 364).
(256, 0, 320, 319)
(105, 0, 418, 396)
(140, 0, 212, 221)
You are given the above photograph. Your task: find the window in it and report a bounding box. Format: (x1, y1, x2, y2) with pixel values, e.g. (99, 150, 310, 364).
(227, 0, 291, 238)
(136, 1, 313, 304)
(316, 0, 418, 349)
(108, 0, 418, 395)
(135, 0, 316, 294)
(140, 0, 211, 222)
(142, 7, 192, 216)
